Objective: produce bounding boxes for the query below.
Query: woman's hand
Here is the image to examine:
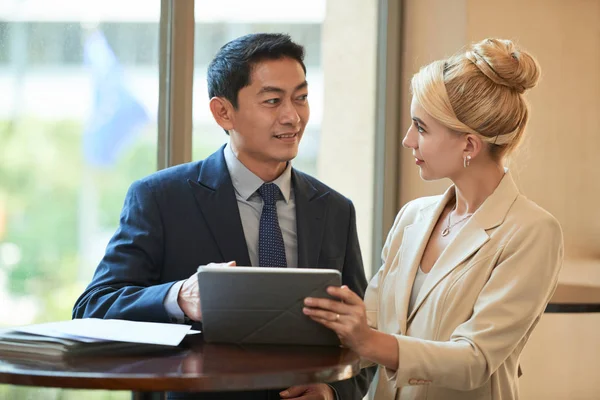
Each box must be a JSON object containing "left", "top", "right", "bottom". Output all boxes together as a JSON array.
[{"left": 303, "top": 285, "right": 374, "bottom": 354}]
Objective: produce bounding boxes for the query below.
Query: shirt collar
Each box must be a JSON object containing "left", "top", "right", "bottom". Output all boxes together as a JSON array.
[{"left": 224, "top": 141, "right": 292, "bottom": 203}]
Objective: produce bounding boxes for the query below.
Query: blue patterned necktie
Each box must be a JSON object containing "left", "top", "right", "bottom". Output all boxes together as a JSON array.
[{"left": 257, "top": 183, "right": 288, "bottom": 268}]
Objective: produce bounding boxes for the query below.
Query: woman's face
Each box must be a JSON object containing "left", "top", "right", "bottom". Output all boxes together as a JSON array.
[{"left": 402, "top": 98, "right": 466, "bottom": 181}]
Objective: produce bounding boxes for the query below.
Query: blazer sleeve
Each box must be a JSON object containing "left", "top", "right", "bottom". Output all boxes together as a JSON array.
[
  {"left": 384, "top": 214, "right": 564, "bottom": 391},
  {"left": 72, "top": 179, "right": 174, "bottom": 323},
  {"left": 329, "top": 200, "right": 376, "bottom": 400}
]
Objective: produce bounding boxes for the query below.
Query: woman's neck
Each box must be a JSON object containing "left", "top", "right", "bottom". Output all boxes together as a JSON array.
[{"left": 451, "top": 161, "right": 505, "bottom": 215}]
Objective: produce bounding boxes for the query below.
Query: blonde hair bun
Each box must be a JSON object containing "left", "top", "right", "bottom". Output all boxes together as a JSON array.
[
  {"left": 410, "top": 38, "right": 542, "bottom": 159},
  {"left": 466, "top": 38, "right": 540, "bottom": 94}
]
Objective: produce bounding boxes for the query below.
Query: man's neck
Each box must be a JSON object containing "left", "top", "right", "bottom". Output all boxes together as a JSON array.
[{"left": 234, "top": 153, "right": 288, "bottom": 182}]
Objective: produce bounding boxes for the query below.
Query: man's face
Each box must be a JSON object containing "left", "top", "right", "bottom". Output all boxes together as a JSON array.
[{"left": 228, "top": 57, "right": 309, "bottom": 174}]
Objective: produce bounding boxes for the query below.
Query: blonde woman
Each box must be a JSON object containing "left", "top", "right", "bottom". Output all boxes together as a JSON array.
[{"left": 301, "top": 39, "right": 563, "bottom": 400}]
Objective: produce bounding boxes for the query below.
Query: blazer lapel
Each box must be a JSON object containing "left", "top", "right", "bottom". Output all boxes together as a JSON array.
[
  {"left": 293, "top": 170, "right": 329, "bottom": 269},
  {"left": 187, "top": 146, "right": 251, "bottom": 267},
  {"left": 394, "top": 222, "right": 429, "bottom": 335},
  {"left": 394, "top": 192, "right": 451, "bottom": 334},
  {"left": 407, "top": 223, "right": 490, "bottom": 322},
  {"left": 407, "top": 171, "right": 521, "bottom": 322}
]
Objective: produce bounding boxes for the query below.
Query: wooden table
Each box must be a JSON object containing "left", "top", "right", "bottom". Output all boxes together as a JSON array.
[{"left": 0, "top": 335, "right": 360, "bottom": 399}]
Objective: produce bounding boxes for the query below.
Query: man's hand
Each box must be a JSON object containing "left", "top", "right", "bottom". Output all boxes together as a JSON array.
[
  {"left": 177, "top": 261, "right": 236, "bottom": 321},
  {"left": 279, "top": 383, "right": 335, "bottom": 400}
]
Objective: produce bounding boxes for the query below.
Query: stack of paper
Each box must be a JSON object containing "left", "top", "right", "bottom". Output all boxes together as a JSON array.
[{"left": 0, "top": 319, "right": 197, "bottom": 359}]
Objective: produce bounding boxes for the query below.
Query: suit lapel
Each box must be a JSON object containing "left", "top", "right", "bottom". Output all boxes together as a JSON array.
[
  {"left": 187, "top": 146, "right": 252, "bottom": 267},
  {"left": 407, "top": 223, "right": 489, "bottom": 323},
  {"left": 293, "top": 170, "right": 329, "bottom": 269},
  {"left": 394, "top": 191, "right": 451, "bottom": 334},
  {"left": 394, "top": 222, "right": 430, "bottom": 335},
  {"left": 406, "top": 171, "right": 521, "bottom": 322}
]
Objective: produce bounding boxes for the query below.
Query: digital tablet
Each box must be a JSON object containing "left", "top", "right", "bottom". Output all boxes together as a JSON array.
[{"left": 196, "top": 266, "right": 342, "bottom": 346}]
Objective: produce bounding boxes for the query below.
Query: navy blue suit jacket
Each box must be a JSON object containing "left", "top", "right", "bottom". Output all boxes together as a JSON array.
[{"left": 73, "top": 146, "right": 374, "bottom": 399}]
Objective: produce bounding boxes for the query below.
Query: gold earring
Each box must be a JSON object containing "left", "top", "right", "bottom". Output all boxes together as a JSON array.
[{"left": 463, "top": 155, "right": 472, "bottom": 168}]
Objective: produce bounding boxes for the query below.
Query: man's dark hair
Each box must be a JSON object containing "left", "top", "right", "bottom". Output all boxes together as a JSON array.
[{"left": 207, "top": 33, "right": 306, "bottom": 109}]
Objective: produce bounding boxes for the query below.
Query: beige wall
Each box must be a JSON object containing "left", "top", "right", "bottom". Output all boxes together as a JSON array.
[
  {"left": 400, "top": 0, "right": 600, "bottom": 398},
  {"left": 399, "top": 0, "right": 600, "bottom": 261},
  {"left": 519, "top": 313, "right": 600, "bottom": 399},
  {"left": 467, "top": 0, "right": 600, "bottom": 261}
]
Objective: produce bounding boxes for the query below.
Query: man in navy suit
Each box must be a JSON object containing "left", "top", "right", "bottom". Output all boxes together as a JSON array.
[{"left": 73, "top": 33, "right": 373, "bottom": 400}]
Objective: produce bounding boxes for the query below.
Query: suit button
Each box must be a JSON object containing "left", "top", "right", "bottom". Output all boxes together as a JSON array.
[
  {"left": 408, "top": 378, "right": 418, "bottom": 385},
  {"left": 418, "top": 380, "right": 427, "bottom": 385}
]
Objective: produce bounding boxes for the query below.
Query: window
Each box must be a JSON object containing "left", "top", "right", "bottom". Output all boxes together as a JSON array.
[{"left": 0, "top": 1, "right": 160, "bottom": 398}]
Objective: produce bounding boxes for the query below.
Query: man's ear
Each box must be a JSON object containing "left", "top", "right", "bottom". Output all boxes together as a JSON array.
[{"left": 209, "top": 97, "right": 235, "bottom": 132}]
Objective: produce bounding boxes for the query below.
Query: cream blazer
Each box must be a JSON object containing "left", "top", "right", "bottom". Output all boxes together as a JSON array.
[{"left": 364, "top": 172, "right": 563, "bottom": 400}]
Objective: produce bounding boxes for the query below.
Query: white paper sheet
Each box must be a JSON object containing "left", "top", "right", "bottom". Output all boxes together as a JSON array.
[{"left": 14, "top": 319, "right": 192, "bottom": 346}]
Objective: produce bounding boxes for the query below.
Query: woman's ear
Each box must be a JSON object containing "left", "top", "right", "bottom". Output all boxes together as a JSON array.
[
  {"left": 463, "top": 133, "right": 484, "bottom": 160},
  {"left": 209, "top": 97, "right": 235, "bottom": 132}
]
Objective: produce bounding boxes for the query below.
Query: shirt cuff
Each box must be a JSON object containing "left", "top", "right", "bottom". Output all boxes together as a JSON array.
[
  {"left": 163, "top": 280, "right": 186, "bottom": 323},
  {"left": 327, "top": 384, "right": 339, "bottom": 400}
]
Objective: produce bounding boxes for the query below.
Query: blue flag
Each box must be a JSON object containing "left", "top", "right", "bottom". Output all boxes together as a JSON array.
[{"left": 82, "top": 31, "right": 149, "bottom": 168}]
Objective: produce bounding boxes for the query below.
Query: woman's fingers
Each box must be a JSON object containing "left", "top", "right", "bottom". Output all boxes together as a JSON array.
[
  {"left": 327, "top": 285, "right": 363, "bottom": 305},
  {"left": 303, "top": 296, "right": 351, "bottom": 314},
  {"left": 303, "top": 307, "right": 344, "bottom": 322},
  {"left": 307, "top": 314, "right": 340, "bottom": 330}
]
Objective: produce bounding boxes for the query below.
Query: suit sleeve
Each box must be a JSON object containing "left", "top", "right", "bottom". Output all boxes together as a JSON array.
[
  {"left": 329, "top": 200, "right": 376, "bottom": 400},
  {"left": 72, "top": 179, "right": 175, "bottom": 322},
  {"left": 384, "top": 215, "right": 564, "bottom": 391}
]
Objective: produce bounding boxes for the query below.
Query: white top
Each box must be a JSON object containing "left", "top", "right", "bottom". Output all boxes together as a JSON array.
[{"left": 408, "top": 266, "right": 428, "bottom": 315}]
